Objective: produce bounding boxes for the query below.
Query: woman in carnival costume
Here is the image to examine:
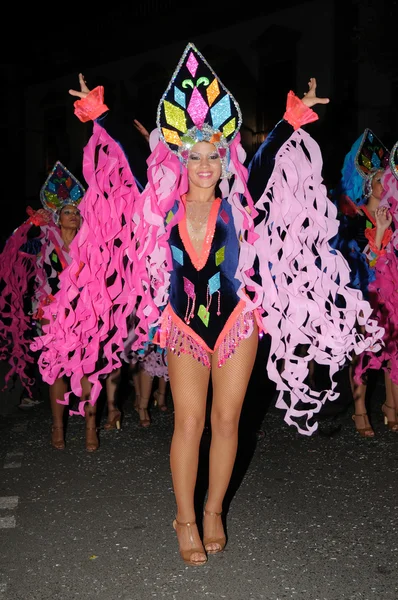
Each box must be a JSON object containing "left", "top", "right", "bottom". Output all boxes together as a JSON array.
[
  {"left": 0, "top": 205, "right": 52, "bottom": 407},
  {"left": 33, "top": 44, "right": 383, "bottom": 564},
  {"left": 35, "top": 162, "right": 110, "bottom": 450},
  {"left": 331, "top": 130, "right": 395, "bottom": 436},
  {"left": 353, "top": 141, "right": 398, "bottom": 432}
]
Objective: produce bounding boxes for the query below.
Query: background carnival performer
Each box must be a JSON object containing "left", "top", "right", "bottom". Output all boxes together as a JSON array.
[
  {"left": 33, "top": 44, "right": 383, "bottom": 564},
  {"left": 0, "top": 206, "right": 51, "bottom": 407},
  {"left": 331, "top": 130, "right": 394, "bottom": 436},
  {"left": 353, "top": 141, "right": 398, "bottom": 431},
  {"left": 35, "top": 162, "right": 100, "bottom": 450}
]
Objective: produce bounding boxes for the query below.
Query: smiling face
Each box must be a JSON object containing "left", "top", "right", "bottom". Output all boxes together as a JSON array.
[
  {"left": 186, "top": 142, "right": 222, "bottom": 193},
  {"left": 58, "top": 204, "right": 81, "bottom": 231}
]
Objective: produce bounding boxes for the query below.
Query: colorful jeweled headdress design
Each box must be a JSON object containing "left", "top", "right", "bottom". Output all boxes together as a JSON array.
[
  {"left": 354, "top": 129, "right": 390, "bottom": 179},
  {"left": 389, "top": 140, "right": 398, "bottom": 181},
  {"left": 40, "top": 161, "right": 85, "bottom": 223},
  {"left": 156, "top": 43, "right": 242, "bottom": 177}
]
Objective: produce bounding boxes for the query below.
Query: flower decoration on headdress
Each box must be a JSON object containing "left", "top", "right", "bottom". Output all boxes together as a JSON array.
[
  {"left": 389, "top": 140, "right": 398, "bottom": 181},
  {"left": 340, "top": 129, "right": 390, "bottom": 207},
  {"left": 156, "top": 43, "right": 242, "bottom": 178},
  {"left": 40, "top": 161, "right": 85, "bottom": 224}
]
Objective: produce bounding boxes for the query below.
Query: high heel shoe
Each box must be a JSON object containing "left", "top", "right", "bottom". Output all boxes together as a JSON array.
[
  {"left": 381, "top": 403, "right": 398, "bottom": 431},
  {"left": 85, "top": 427, "right": 99, "bottom": 452},
  {"left": 172, "top": 519, "right": 207, "bottom": 566},
  {"left": 104, "top": 409, "right": 122, "bottom": 431},
  {"left": 153, "top": 389, "right": 168, "bottom": 413},
  {"left": 51, "top": 425, "right": 65, "bottom": 450},
  {"left": 203, "top": 509, "right": 226, "bottom": 554},
  {"left": 351, "top": 413, "right": 374, "bottom": 438},
  {"left": 137, "top": 403, "right": 150, "bottom": 428}
]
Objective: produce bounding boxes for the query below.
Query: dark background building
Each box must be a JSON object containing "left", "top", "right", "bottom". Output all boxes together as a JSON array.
[{"left": 1, "top": 0, "right": 397, "bottom": 248}]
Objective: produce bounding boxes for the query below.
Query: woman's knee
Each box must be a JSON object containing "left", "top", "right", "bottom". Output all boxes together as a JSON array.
[
  {"left": 211, "top": 410, "right": 240, "bottom": 439},
  {"left": 174, "top": 413, "right": 205, "bottom": 439}
]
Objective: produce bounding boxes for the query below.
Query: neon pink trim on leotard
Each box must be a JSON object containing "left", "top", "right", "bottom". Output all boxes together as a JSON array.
[{"left": 178, "top": 196, "right": 221, "bottom": 271}]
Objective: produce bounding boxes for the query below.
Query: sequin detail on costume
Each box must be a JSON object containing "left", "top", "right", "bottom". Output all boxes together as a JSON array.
[
  {"left": 188, "top": 88, "right": 209, "bottom": 128},
  {"left": 162, "top": 310, "right": 255, "bottom": 368},
  {"left": 183, "top": 277, "right": 196, "bottom": 324},
  {"left": 211, "top": 95, "right": 231, "bottom": 131},
  {"left": 156, "top": 43, "right": 242, "bottom": 156},
  {"left": 198, "top": 305, "right": 210, "bottom": 327},
  {"left": 171, "top": 245, "right": 184, "bottom": 265},
  {"left": 215, "top": 246, "right": 225, "bottom": 266},
  {"left": 40, "top": 161, "right": 85, "bottom": 216},
  {"left": 186, "top": 51, "right": 199, "bottom": 77}
]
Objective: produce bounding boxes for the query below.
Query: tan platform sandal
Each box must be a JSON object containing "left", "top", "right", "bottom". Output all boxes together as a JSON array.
[
  {"left": 51, "top": 425, "right": 65, "bottom": 450},
  {"left": 85, "top": 426, "right": 99, "bottom": 452},
  {"left": 203, "top": 509, "right": 227, "bottom": 554},
  {"left": 172, "top": 519, "right": 207, "bottom": 566},
  {"left": 351, "top": 413, "right": 374, "bottom": 438},
  {"left": 104, "top": 409, "right": 122, "bottom": 431},
  {"left": 153, "top": 389, "right": 168, "bottom": 413}
]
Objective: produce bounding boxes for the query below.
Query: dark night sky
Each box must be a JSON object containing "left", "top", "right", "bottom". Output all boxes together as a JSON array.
[{"left": 1, "top": 0, "right": 397, "bottom": 247}]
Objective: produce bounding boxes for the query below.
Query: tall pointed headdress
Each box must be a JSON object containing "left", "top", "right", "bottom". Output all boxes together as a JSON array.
[
  {"left": 354, "top": 128, "right": 390, "bottom": 179},
  {"left": 40, "top": 161, "right": 85, "bottom": 223},
  {"left": 156, "top": 43, "right": 242, "bottom": 175},
  {"left": 340, "top": 129, "right": 390, "bottom": 207}
]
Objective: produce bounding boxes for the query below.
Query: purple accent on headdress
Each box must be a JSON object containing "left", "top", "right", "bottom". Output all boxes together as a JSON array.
[
  {"left": 208, "top": 272, "right": 220, "bottom": 295},
  {"left": 220, "top": 209, "right": 229, "bottom": 224},
  {"left": 218, "top": 148, "right": 227, "bottom": 158},
  {"left": 210, "top": 95, "right": 231, "bottom": 130},
  {"left": 186, "top": 52, "right": 199, "bottom": 77},
  {"left": 187, "top": 88, "right": 209, "bottom": 128},
  {"left": 174, "top": 87, "right": 186, "bottom": 109},
  {"left": 183, "top": 276, "right": 195, "bottom": 298},
  {"left": 171, "top": 244, "right": 184, "bottom": 265}
]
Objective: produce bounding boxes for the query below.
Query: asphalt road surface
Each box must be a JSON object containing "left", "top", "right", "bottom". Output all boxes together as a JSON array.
[{"left": 0, "top": 356, "right": 397, "bottom": 600}]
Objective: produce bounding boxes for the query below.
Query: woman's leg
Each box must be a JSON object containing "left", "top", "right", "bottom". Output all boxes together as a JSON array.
[
  {"left": 204, "top": 325, "right": 258, "bottom": 551},
  {"left": 137, "top": 366, "right": 153, "bottom": 427},
  {"left": 349, "top": 363, "right": 374, "bottom": 437},
  {"left": 168, "top": 349, "right": 211, "bottom": 563},
  {"left": 50, "top": 377, "right": 68, "bottom": 449},
  {"left": 154, "top": 375, "right": 168, "bottom": 412},
  {"left": 104, "top": 368, "right": 122, "bottom": 430},
  {"left": 382, "top": 369, "right": 398, "bottom": 431},
  {"left": 81, "top": 376, "right": 99, "bottom": 452}
]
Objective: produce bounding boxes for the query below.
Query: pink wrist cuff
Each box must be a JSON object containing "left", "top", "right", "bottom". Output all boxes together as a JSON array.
[
  {"left": 73, "top": 86, "right": 109, "bottom": 123},
  {"left": 283, "top": 91, "right": 318, "bottom": 130}
]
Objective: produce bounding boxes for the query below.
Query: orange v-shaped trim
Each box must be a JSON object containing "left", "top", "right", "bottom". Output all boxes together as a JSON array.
[
  {"left": 361, "top": 205, "right": 376, "bottom": 226},
  {"left": 178, "top": 196, "right": 222, "bottom": 271}
]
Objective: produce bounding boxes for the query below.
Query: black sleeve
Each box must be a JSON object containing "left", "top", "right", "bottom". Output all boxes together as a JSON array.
[
  {"left": 247, "top": 119, "right": 294, "bottom": 205},
  {"left": 19, "top": 225, "right": 42, "bottom": 255},
  {"left": 96, "top": 110, "right": 150, "bottom": 191}
]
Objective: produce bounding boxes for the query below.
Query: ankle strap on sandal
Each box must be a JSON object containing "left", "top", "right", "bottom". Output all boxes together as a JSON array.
[
  {"left": 174, "top": 518, "right": 196, "bottom": 527},
  {"left": 203, "top": 509, "right": 222, "bottom": 517}
]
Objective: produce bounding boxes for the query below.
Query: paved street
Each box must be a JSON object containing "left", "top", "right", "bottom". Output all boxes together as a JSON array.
[{"left": 0, "top": 355, "right": 397, "bottom": 600}]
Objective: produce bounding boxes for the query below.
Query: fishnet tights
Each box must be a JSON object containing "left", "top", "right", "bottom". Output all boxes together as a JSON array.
[{"left": 168, "top": 324, "right": 258, "bottom": 525}]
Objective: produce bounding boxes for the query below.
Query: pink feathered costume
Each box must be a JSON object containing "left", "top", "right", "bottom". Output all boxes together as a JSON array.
[
  {"left": 32, "top": 44, "right": 383, "bottom": 435},
  {"left": 355, "top": 162, "right": 398, "bottom": 384}
]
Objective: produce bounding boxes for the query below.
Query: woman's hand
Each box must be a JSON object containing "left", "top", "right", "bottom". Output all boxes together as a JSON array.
[
  {"left": 375, "top": 205, "right": 392, "bottom": 232},
  {"left": 133, "top": 119, "right": 150, "bottom": 143},
  {"left": 301, "top": 78, "right": 330, "bottom": 108},
  {"left": 69, "top": 73, "right": 91, "bottom": 100}
]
